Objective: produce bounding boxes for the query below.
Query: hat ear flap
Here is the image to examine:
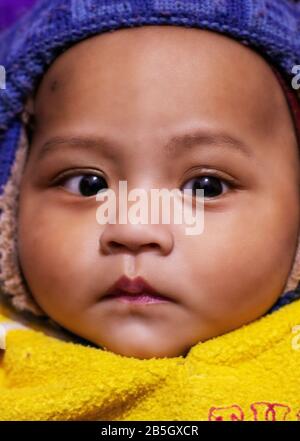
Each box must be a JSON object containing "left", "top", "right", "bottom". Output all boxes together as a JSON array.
[{"left": 0, "top": 121, "right": 46, "bottom": 317}]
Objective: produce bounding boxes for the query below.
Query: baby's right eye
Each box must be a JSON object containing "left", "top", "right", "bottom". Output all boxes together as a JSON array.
[{"left": 59, "top": 174, "right": 108, "bottom": 197}]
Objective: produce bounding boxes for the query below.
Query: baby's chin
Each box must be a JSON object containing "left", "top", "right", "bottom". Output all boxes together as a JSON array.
[
  {"left": 73, "top": 324, "right": 194, "bottom": 359},
  {"left": 94, "top": 339, "right": 192, "bottom": 359}
]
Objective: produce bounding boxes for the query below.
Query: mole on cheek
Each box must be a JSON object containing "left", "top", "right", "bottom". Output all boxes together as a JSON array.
[{"left": 49, "top": 79, "right": 59, "bottom": 93}]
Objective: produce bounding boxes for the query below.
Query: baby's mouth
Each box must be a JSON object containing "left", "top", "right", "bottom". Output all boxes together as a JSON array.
[{"left": 102, "top": 275, "right": 172, "bottom": 304}]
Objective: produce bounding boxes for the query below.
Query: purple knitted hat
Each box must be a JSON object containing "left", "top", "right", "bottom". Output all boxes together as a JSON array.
[{"left": 0, "top": 0, "right": 300, "bottom": 318}]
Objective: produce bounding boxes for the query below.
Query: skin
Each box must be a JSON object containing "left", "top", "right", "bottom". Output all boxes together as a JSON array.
[{"left": 17, "top": 26, "right": 300, "bottom": 359}]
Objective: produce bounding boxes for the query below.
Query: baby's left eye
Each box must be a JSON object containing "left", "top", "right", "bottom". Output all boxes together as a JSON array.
[
  {"left": 181, "top": 175, "right": 231, "bottom": 199},
  {"left": 60, "top": 174, "right": 108, "bottom": 197}
]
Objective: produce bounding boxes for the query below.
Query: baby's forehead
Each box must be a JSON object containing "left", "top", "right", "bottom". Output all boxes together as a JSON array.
[{"left": 31, "top": 27, "right": 295, "bottom": 156}]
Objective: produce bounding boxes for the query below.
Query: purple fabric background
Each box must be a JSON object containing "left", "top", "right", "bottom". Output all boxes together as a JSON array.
[{"left": 0, "top": 0, "right": 38, "bottom": 32}]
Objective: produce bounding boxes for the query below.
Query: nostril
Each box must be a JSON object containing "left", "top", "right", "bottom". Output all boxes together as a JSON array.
[
  {"left": 107, "top": 241, "right": 159, "bottom": 253},
  {"left": 109, "top": 241, "right": 124, "bottom": 250}
]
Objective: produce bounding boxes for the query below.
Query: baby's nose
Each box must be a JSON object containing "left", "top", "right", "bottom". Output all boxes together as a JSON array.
[{"left": 99, "top": 222, "right": 174, "bottom": 256}]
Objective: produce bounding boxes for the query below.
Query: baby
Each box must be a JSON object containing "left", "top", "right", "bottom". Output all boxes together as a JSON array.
[{"left": 0, "top": 0, "right": 300, "bottom": 363}]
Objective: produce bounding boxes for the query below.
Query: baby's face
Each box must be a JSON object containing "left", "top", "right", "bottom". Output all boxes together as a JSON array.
[{"left": 17, "top": 26, "right": 300, "bottom": 359}]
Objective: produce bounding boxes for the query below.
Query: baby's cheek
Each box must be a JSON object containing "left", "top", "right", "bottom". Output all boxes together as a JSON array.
[
  {"left": 17, "top": 201, "right": 101, "bottom": 311},
  {"left": 179, "top": 200, "right": 292, "bottom": 320}
]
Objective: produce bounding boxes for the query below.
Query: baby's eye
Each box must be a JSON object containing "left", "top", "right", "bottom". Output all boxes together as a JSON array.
[
  {"left": 181, "top": 175, "right": 231, "bottom": 199},
  {"left": 60, "top": 174, "right": 108, "bottom": 197}
]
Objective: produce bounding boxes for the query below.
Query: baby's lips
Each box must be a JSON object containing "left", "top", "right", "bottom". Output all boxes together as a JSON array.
[{"left": 103, "top": 274, "right": 173, "bottom": 301}]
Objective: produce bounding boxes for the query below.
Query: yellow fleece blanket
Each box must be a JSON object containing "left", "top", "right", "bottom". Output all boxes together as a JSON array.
[{"left": 0, "top": 298, "right": 299, "bottom": 421}]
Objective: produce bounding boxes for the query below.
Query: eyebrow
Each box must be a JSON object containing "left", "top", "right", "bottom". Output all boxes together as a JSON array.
[{"left": 36, "top": 129, "right": 253, "bottom": 161}]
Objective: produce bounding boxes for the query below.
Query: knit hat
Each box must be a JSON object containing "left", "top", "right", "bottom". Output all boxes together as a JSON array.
[{"left": 0, "top": 0, "right": 300, "bottom": 319}]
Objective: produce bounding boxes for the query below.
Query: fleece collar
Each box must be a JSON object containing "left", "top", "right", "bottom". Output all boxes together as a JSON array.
[{"left": 0, "top": 297, "right": 299, "bottom": 420}]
